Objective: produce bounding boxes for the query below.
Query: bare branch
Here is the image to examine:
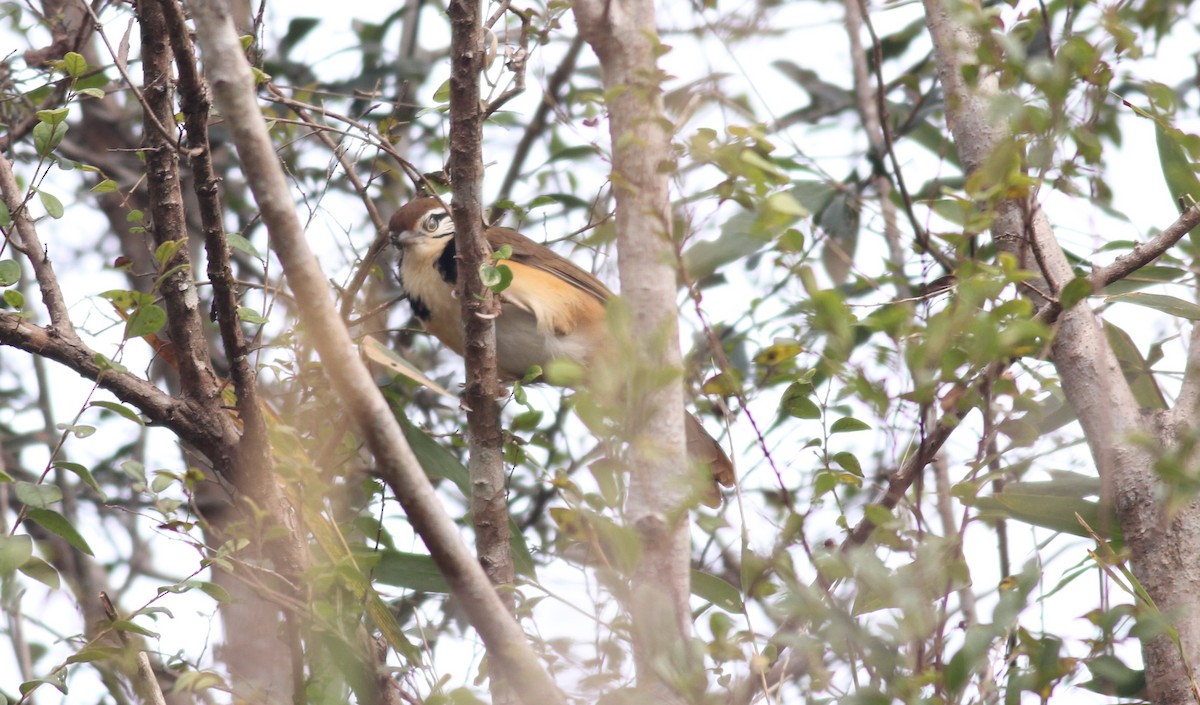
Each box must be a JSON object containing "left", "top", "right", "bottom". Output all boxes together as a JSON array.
[
  {"left": 1089, "top": 205, "right": 1200, "bottom": 291},
  {"left": 845, "top": 0, "right": 915, "bottom": 292},
  {"left": 492, "top": 34, "right": 585, "bottom": 221},
  {"left": 0, "top": 154, "right": 79, "bottom": 338},
  {"left": 80, "top": 0, "right": 185, "bottom": 152},
  {"left": 0, "top": 314, "right": 231, "bottom": 451},
  {"left": 260, "top": 83, "right": 390, "bottom": 321}
]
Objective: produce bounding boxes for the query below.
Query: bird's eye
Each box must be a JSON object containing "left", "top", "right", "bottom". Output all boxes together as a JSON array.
[{"left": 423, "top": 211, "right": 448, "bottom": 233}]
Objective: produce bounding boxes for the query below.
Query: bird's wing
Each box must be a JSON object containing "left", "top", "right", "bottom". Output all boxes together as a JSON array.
[{"left": 486, "top": 227, "right": 610, "bottom": 336}]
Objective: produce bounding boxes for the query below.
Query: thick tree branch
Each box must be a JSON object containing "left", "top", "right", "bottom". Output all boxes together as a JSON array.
[
  {"left": 158, "top": 5, "right": 306, "bottom": 695},
  {"left": 0, "top": 314, "right": 229, "bottom": 450},
  {"left": 185, "top": 4, "right": 562, "bottom": 702},
  {"left": 160, "top": 0, "right": 267, "bottom": 439},
  {"left": 574, "top": 0, "right": 698, "bottom": 699},
  {"left": 447, "top": 0, "right": 515, "bottom": 701},
  {"left": 137, "top": 0, "right": 223, "bottom": 403}
]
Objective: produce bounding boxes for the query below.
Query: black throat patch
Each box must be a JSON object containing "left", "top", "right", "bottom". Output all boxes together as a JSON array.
[
  {"left": 409, "top": 295, "right": 431, "bottom": 322},
  {"left": 435, "top": 237, "right": 458, "bottom": 284}
]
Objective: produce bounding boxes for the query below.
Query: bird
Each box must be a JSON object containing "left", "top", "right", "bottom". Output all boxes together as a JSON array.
[{"left": 389, "top": 196, "right": 735, "bottom": 504}]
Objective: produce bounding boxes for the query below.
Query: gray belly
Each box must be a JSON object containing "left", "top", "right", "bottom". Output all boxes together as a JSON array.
[{"left": 495, "top": 307, "right": 592, "bottom": 380}]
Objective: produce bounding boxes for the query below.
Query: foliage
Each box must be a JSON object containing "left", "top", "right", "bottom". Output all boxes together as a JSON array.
[{"left": 0, "top": 0, "right": 1198, "bottom": 703}]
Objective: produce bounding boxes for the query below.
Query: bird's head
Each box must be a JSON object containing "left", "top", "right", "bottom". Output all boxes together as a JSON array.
[{"left": 389, "top": 197, "right": 455, "bottom": 258}]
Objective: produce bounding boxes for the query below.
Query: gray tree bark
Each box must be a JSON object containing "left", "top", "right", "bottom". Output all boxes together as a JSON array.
[{"left": 572, "top": 0, "right": 701, "bottom": 701}]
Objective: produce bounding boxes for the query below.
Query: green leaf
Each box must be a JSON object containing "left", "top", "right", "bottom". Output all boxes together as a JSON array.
[
  {"left": 363, "top": 336, "right": 455, "bottom": 398},
  {"left": 508, "top": 520, "right": 536, "bottom": 578},
  {"left": 53, "top": 461, "right": 106, "bottom": 500},
  {"left": 121, "top": 460, "right": 146, "bottom": 482},
  {"left": 37, "top": 188, "right": 65, "bottom": 218},
  {"left": 173, "top": 670, "right": 227, "bottom": 694},
  {"left": 819, "top": 191, "right": 861, "bottom": 286},
  {"left": 279, "top": 17, "right": 321, "bottom": 57},
  {"left": 90, "top": 179, "right": 118, "bottom": 193},
  {"left": 94, "top": 353, "right": 128, "bottom": 373},
  {"left": 398, "top": 415, "right": 470, "bottom": 497},
  {"left": 99, "top": 288, "right": 149, "bottom": 310},
  {"left": 155, "top": 238, "right": 186, "bottom": 266},
  {"left": 58, "top": 423, "right": 96, "bottom": 438},
  {"left": 780, "top": 381, "right": 820, "bottom": 419},
  {"left": 432, "top": 78, "right": 451, "bottom": 103},
  {"left": 20, "top": 668, "right": 67, "bottom": 696},
  {"left": 1155, "top": 121, "right": 1200, "bottom": 213},
  {"left": 0, "top": 535, "right": 34, "bottom": 574},
  {"left": 192, "top": 580, "right": 233, "bottom": 604},
  {"left": 33, "top": 121, "right": 69, "bottom": 157},
  {"left": 150, "top": 473, "right": 174, "bottom": 493},
  {"left": 394, "top": 415, "right": 535, "bottom": 578},
  {"left": 1106, "top": 292, "right": 1200, "bottom": 320},
  {"left": 1099, "top": 265, "right": 1186, "bottom": 295},
  {"left": 691, "top": 569, "right": 744, "bottom": 612},
  {"left": 25, "top": 508, "right": 94, "bottom": 556},
  {"left": 111, "top": 619, "right": 159, "bottom": 638},
  {"left": 830, "top": 417, "right": 870, "bottom": 433},
  {"left": 14, "top": 481, "right": 62, "bottom": 509},
  {"left": 75, "top": 71, "right": 110, "bottom": 91},
  {"left": 77, "top": 87, "right": 107, "bottom": 99},
  {"left": 19, "top": 556, "right": 61, "bottom": 589},
  {"left": 90, "top": 400, "right": 147, "bottom": 426},
  {"left": 1104, "top": 321, "right": 1168, "bottom": 410},
  {"left": 547, "top": 145, "right": 598, "bottom": 163},
  {"left": 36, "top": 107, "right": 69, "bottom": 125},
  {"left": 65, "top": 645, "right": 125, "bottom": 665},
  {"left": 832, "top": 451, "right": 862, "bottom": 477},
  {"left": 151, "top": 263, "right": 191, "bottom": 293},
  {"left": 126, "top": 304, "right": 167, "bottom": 338},
  {"left": 0, "top": 259, "right": 19, "bottom": 286},
  {"left": 373, "top": 550, "right": 450, "bottom": 592},
  {"left": 479, "top": 262, "right": 512, "bottom": 293},
  {"left": 226, "top": 232, "right": 263, "bottom": 259},
  {"left": 62, "top": 51, "right": 87, "bottom": 77},
  {"left": 0, "top": 201, "right": 10, "bottom": 227},
  {"left": 1059, "top": 276, "right": 1093, "bottom": 309},
  {"left": 3, "top": 289, "right": 23, "bottom": 309},
  {"left": 237, "top": 306, "right": 268, "bottom": 324},
  {"left": 974, "top": 492, "right": 1118, "bottom": 540}
]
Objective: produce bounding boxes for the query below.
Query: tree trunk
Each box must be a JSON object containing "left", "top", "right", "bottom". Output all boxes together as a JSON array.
[{"left": 572, "top": 0, "right": 700, "bottom": 700}]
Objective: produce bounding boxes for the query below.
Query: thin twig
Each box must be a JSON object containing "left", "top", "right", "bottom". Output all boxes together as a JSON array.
[{"left": 79, "top": 0, "right": 186, "bottom": 153}]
